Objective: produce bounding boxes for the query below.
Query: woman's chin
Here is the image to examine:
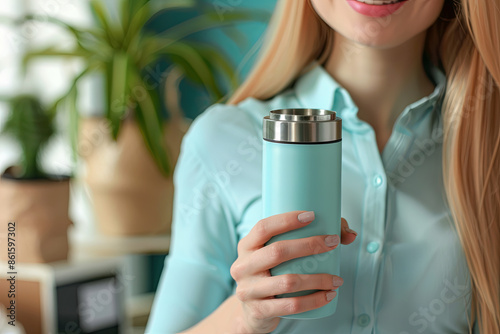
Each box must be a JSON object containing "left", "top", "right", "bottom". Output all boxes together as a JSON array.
[{"left": 337, "top": 27, "right": 420, "bottom": 50}]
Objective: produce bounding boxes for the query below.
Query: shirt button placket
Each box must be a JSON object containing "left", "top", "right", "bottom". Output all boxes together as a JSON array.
[
  {"left": 366, "top": 174, "right": 385, "bottom": 255},
  {"left": 352, "top": 132, "right": 388, "bottom": 333}
]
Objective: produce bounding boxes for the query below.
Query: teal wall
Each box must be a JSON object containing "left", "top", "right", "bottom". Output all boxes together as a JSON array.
[{"left": 208, "top": 0, "right": 278, "bottom": 79}]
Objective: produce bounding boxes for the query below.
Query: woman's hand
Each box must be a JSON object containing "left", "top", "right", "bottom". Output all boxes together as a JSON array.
[{"left": 230, "top": 211, "right": 357, "bottom": 333}]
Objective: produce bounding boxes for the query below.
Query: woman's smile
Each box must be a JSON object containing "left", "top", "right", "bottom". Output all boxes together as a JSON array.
[
  {"left": 351, "top": 0, "right": 406, "bottom": 3},
  {"left": 347, "top": 0, "right": 409, "bottom": 18}
]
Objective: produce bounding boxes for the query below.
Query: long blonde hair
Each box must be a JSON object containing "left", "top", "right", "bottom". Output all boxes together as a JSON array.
[{"left": 229, "top": 0, "right": 500, "bottom": 332}]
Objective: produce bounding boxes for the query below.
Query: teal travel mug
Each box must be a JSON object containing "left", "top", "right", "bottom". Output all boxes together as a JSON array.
[{"left": 262, "top": 109, "right": 342, "bottom": 319}]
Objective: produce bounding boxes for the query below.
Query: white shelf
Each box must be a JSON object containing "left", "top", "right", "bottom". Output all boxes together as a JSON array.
[{"left": 69, "top": 226, "right": 170, "bottom": 260}]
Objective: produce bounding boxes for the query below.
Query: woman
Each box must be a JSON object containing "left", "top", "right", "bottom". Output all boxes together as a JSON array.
[{"left": 147, "top": 0, "right": 500, "bottom": 333}]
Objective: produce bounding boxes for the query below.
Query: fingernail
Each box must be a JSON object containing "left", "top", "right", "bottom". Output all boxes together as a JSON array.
[
  {"left": 346, "top": 228, "right": 358, "bottom": 236},
  {"left": 298, "top": 211, "right": 315, "bottom": 223},
  {"left": 326, "top": 291, "right": 337, "bottom": 302},
  {"left": 333, "top": 277, "right": 344, "bottom": 287},
  {"left": 324, "top": 235, "right": 340, "bottom": 247}
]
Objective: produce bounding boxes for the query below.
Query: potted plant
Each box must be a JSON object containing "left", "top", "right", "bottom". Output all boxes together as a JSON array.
[
  {"left": 0, "top": 95, "right": 72, "bottom": 263},
  {"left": 22, "top": 0, "right": 266, "bottom": 235}
]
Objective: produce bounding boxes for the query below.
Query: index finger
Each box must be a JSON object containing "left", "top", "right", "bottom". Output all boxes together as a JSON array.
[
  {"left": 340, "top": 218, "right": 357, "bottom": 245},
  {"left": 239, "top": 211, "right": 315, "bottom": 253}
]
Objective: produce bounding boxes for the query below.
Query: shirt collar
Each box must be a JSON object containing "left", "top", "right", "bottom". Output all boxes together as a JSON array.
[
  {"left": 294, "top": 62, "right": 446, "bottom": 131},
  {"left": 294, "top": 63, "right": 350, "bottom": 111}
]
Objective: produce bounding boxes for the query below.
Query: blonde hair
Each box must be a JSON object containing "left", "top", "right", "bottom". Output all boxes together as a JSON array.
[{"left": 229, "top": 0, "right": 500, "bottom": 332}]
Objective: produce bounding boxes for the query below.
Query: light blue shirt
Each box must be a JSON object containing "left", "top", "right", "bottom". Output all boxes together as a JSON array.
[{"left": 147, "top": 64, "right": 477, "bottom": 334}]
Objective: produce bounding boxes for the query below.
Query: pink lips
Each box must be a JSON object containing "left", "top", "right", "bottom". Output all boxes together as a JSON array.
[{"left": 347, "top": 0, "right": 407, "bottom": 18}]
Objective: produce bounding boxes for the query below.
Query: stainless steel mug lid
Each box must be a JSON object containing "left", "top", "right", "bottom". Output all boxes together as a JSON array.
[{"left": 263, "top": 108, "right": 342, "bottom": 143}]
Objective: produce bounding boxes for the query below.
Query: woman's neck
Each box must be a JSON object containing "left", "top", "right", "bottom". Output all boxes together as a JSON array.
[{"left": 324, "top": 31, "right": 435, "bottom": 152}]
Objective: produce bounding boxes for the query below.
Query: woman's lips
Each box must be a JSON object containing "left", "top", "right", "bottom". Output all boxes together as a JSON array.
[{"left": 346, "top": 0, "right": 408, "bottom": 18}]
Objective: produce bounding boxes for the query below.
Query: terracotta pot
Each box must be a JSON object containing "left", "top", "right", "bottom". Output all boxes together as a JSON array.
[
  {"left": 0, "top": 168, "right": 71, "bottom": 263},
  {"left": 79, "top": 116, "right": 187, "bottom": 236}
]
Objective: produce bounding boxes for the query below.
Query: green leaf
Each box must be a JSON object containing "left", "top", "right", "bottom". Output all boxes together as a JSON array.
[
  {"left": 47, "top": 64, "right": 100, "bottom": 162},
  {"left": 20, "top": 14, "right": 111, "bottom": 59},
  {"left": 194, "top": 43, "right": 240, "bottom": 91},
  {"left": 23, "top": 14, "right": 106, "bottom": 48},
  {"left": 128, "top": 65, "right": 170, "bottom": 176},
  {"left": 123, "top": 0, "right": 198, "bottom": 50},
  {"left": 76, "top": 31, "right": 113, "bottom": 58},
  {"left": 149, "top": 0, "right": 196, "bottom": 12},
  {"left": 131, "top": 34, "right": 157, "bottom": 67},
  {"left": 155, "top": 42, "right": 223, "bottom": 99},
  {"left": 23, "top": 47, "right": 88, "bottom": 69},
  {"left": 107, "top": 52, "right": 130, "bottom": 139},
  {"left": 141, "top": 38, "right": 232, "bottom": 99},
  {"left": 67, "top": 86, "right": 79, "bottom": 164},
  {"left": 89, "top": 0, "right": 122, "bottom": 48},
  {"left": 123, "top": 2, "right": 153, "bottom": 49},
  {"left": 157, "top": 9, "right": 270, "bottom": 42},
  {"left": 121, "top": 0, "right": 149, "bottom": 34},
  {"left": 219, "top": 27, "right": 248, "bottom": 50},
  {"left": 48, "top": 64, "right": 96, "bottom": 117}
]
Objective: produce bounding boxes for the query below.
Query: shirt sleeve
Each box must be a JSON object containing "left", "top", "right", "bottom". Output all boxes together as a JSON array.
[{"left": 146, "top": 112, "right": 239, "bottom": 334}]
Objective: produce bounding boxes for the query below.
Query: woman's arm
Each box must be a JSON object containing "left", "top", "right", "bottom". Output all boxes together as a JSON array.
[{"left": 146, "top": 111, "right": 240, "bottom": 333}]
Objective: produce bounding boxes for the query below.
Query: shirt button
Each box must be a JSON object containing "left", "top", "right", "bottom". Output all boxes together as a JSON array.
[
  {"left": 357, "top": 313, "right": 371, "bottom": 327},
  {"left": 366, "top": 241, "right": 380, "bottom": 253},
  {"left": 373, "top": 174, "right": 383, "bottom": 187}
]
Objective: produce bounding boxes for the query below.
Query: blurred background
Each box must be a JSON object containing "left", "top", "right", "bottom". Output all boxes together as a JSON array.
[{"left": 0, "top": 0, "right": 275, "bottom": 333}]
